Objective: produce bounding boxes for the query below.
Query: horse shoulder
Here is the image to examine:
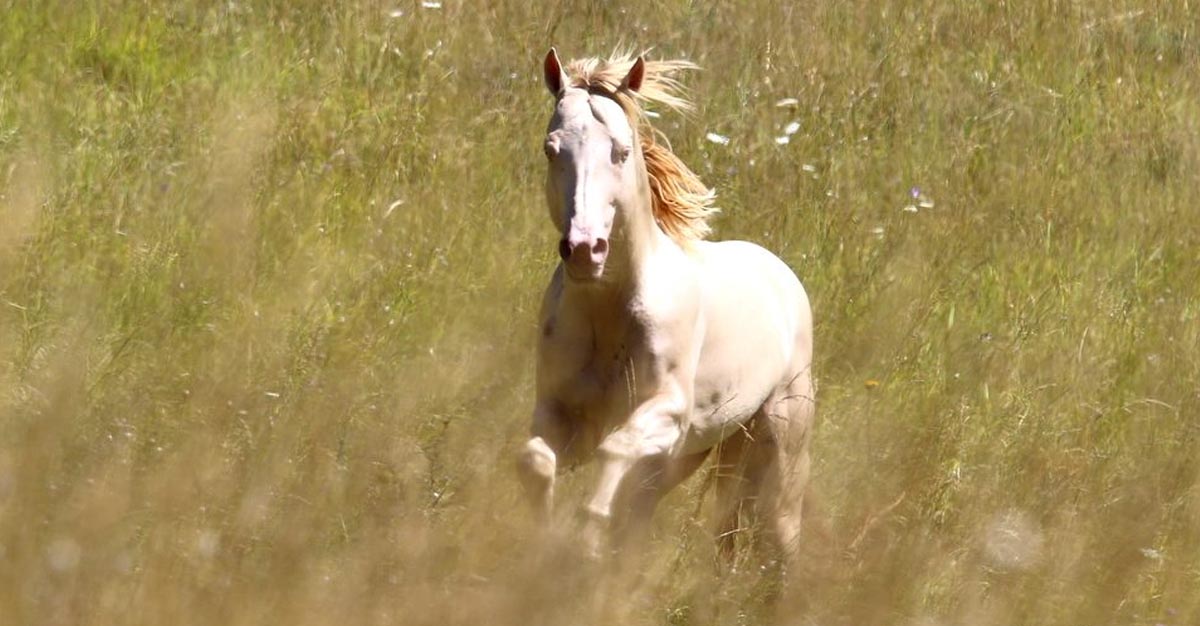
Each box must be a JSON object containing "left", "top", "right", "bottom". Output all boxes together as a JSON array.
[{"left": 624, "top": 248, "right": 706, "bottom": 402}]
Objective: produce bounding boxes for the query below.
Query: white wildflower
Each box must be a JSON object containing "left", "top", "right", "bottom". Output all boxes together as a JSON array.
[{"left": 705, "top": 132, "right": 730, "bottom": 145}]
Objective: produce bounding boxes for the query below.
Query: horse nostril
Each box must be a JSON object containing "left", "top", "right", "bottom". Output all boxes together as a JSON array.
[
  {"left": 593, "top": 238, "right": 608, "bottom": 256},
  {"left": 558, "top": 239, "right": 572, "bottom": 261}
]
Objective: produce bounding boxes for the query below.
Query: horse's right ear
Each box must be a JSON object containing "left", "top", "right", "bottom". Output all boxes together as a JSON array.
[{"left": 543, "top": 48, "right": 569, "bottom": 97}]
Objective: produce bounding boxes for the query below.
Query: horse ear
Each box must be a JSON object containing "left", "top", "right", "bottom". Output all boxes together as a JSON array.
[
  {"left": 620, "top": 56, "right": 646, "bottom": 93},
  {"left": 543, "top": 48, "right": 569, "bottom": 96}
]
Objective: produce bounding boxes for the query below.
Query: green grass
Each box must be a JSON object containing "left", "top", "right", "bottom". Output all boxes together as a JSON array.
[{"left": 1, "top": 1, "right": 1197, "bottom": 624}]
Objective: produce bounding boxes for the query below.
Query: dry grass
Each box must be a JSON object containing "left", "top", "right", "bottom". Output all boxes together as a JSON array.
[{"left": 1, "top": 1, "right": 1198, "bottom": 624}]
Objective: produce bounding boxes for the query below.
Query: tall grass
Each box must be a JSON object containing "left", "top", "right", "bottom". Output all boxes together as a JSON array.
[{"left": 1, "top": 1, "right": 1197, "bottom": 624}]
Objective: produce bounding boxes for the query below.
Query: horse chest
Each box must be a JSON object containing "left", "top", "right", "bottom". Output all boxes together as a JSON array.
[{"left": 539, "top": 315, "right": 652, "bottom": 421}]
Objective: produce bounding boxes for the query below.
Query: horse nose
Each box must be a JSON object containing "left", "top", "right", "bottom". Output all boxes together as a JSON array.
[{"left": 560, "top": 236, "right": 609, "bottom": 266}]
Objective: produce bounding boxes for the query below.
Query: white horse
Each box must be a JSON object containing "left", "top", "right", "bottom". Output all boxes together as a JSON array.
[{"left": 516, "top": 49, "right": 815, "bottom": 564}]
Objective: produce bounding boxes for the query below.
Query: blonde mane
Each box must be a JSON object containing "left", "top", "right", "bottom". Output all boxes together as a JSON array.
[{"left": 564, "top": 52, "right": 718, "bottom": 244}]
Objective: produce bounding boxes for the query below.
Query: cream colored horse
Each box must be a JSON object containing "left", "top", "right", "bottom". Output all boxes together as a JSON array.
[{"left": 516, "top": 49, "right": 815, "bottom": 564}]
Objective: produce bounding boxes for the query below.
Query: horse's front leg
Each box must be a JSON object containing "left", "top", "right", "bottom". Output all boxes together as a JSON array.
[
  {"left": 581, "top": 393, "right": 686, "bottom": 559},
  {"left": 516, "top": 405, "right": 572, "bottom": 525},
  {"left": 517, "top": 436, "right": 556, "bottom": 524}
]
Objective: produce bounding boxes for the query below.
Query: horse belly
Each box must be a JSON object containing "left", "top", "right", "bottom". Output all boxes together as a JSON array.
[{"left": 682, "top": 335, "right": 790, "bottom": 453}]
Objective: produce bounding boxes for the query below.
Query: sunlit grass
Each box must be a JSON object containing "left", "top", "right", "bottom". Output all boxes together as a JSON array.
[{"left": 1, "top": 1, "right": 1197, "bottom": 624}]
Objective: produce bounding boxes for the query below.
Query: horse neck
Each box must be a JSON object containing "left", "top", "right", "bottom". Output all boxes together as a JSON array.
[{"left": 617, "top": 164, "right": 662, "bottom": 274}]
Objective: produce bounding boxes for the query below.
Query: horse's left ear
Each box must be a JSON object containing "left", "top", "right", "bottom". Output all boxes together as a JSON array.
[{"left": 620, "top": 56, "right": 646, "bottom": 93}]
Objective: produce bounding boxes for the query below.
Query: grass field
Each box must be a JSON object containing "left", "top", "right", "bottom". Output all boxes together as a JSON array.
[{"left": 1, "top": 1, "right": 1198, "bottom": 624}]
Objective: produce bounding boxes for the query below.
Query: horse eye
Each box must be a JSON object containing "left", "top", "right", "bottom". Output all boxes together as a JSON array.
[
  {"left": 544, "top": 140, "right": 559, "bottom": 160},
  {"left": 613, "top": 144, "right": 631, "bottom": 164}
]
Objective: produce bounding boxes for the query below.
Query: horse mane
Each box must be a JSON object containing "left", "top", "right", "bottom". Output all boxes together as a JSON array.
[{"left": 564, "top": 52, "right": 718, "bottom": 244}]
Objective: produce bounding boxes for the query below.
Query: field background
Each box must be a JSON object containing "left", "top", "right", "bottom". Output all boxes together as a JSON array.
[{"left": 1, "top": 1, "right": 1198, "bottom": 624}]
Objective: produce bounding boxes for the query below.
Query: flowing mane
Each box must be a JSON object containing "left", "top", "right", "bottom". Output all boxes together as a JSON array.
[{"left": 564, "top": 52, "right": 718, "bottom": 244}]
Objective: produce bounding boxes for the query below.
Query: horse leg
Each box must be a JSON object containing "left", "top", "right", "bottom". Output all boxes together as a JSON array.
[
  {"left": 516, "top": 405, "right": 574, "bottom": 525},
  {"left": 756, "top": 370, "right": 816, "bottom": 568},
  {"left": 612, "top": 449, "right": 709, "bottom": 548},
  {"left": 580, "top": 408, "right": 682, "bottom": 559},
  {"left": 516, "top": 436, "right": 556, "bottom": 524},
  {"left": 712, "top": 423, "right": 754, "bottom": 565}
]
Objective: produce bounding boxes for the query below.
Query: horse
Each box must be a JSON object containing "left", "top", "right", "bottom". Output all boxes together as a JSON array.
[{"left": 516, "top": 49, "right": 815, "bottom": 566}]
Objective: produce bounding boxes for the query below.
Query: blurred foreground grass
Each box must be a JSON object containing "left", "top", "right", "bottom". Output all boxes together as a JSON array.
[{"left": 1, "top": 1, "right": 1198, "bottom": 624}]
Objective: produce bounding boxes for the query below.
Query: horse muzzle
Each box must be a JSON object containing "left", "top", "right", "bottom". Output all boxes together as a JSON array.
[{"left": 559, "top": 235, "right": 609, "bottom": 280}]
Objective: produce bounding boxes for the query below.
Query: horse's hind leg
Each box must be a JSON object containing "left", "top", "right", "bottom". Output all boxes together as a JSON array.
[
  {"left": 756, "top": 370, "right": 816, "bottom": 566},
  {"left": 712, "top": 422, "right": 757, "bottom": 565}
]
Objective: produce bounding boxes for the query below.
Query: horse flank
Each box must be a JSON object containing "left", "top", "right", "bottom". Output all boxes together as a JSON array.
[{"left": 564, "top": 53, "right": 718, "bottom": 244}]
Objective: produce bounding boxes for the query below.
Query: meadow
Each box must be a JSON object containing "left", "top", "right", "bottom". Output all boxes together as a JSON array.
[{"left": 1, "top": 1, "right": 1197, "bottom": 624}]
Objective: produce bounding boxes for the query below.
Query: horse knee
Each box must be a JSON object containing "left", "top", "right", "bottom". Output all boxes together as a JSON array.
[
  {"left": 517, "top": 437, "right": 555, "bottom": 483},
  {"left": 516, "top": 437, "right": 556, "bottom": 516}
]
